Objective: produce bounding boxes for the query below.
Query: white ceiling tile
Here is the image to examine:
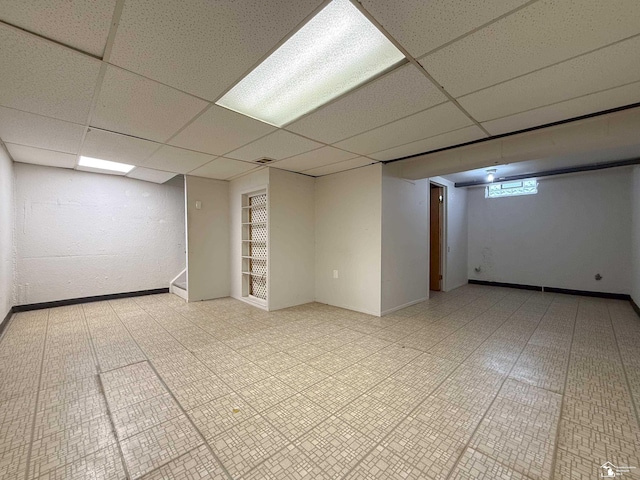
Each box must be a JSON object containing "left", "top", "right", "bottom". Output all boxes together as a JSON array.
[
  {"left": 143, "top": 145, "right": 214, "bottom": 174},
  {"left": 0, "top": 107, "right": 85, "bottom": 153},
  {"left": 459, "top": 36, "right": 640, "bottom": 123},
  {"left": 127, "top": 167, "right": 178, "bottom": 184},
  {"left": 81, "top": 128, "right": 159, "bottom": 166},
  {"left": 0, "top": 1, "right": 116, "bottom": 57},
  {"left": 422, "top": 0, "right": 640, "bottom": 96},
  {"left": 226, "top": 130, "right": 322, "bottom": 162},
  {"left": 271, "top": 146, "right": 358, "bottom": 172},
  {"left": 369, "top": 126, "right": 487, "bottom": 161},
  {"left": 0, "top": 25, "right": 102, "bottom": 123},
  {"left": 482, "top": 82, "right": 640, "bottom": 136},
  {"left": 169, "top": 105, "right": 276, "bottom": 155},
  {"left": 286, "top": 64, "right": 447, "bottom": 144},
  {"left": 361, "top": 0, "right": 527, "bottom": 58},
  {"left": 188, "top": 157, "right": 261, "bottom": 180},
  {"left": 6, "top": 143, "right": 77, "bottom": 169},
  {"left": 109, "top": 0, "right": 324, "bottom": 100},
  {"left": 304, "top": 157, "right": 377, "bottom": 176},
  {"left": 92, "top": 66, "right": 208, "bottom": 143},
  {"left": 334, "top": 102, "right": 472, "bottom": 155}
]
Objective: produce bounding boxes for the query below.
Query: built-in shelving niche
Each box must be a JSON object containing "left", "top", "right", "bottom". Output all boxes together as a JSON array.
[{"left": 241, "top": 189, "right": 268, "bottom": 308}]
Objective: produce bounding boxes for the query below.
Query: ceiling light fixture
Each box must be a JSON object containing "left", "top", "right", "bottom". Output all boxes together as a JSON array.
[
  {"left": 486, "top": 169, "right": 497, "bottom": 182},
  {"left": 78, "top": 156, "right": 135, "bottom": 174},
  {"left": 215, "top": 0, "right": 405, "bottom": 127}
]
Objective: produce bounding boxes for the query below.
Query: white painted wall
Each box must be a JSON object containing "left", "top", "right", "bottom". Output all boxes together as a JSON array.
[
  {"left": 229, "top": 168, "right": 269, "bottom": 303},
  {"left": 632, "top": 166, "right": 640, "bottom": 305},
  {"left": 381, "top": 164, "right": 429, "bottom": 314},
  {"left": 185, "top": 175, "right": 229, "bottom": 302},
  {"left": 14, "top": 163, "right": 186, "bottom": 304},
  {"left": 315, "top": 164, "right": 382, "bottom": 316},
  {"left": 468, "top": 168, "right": 632, "bottom": 294},
  {"left": 431, "top": 176, "right": 468, "bottom": 291},
  {"left": 0, "top": 146, "right": 14, "bottom": 320},
  {"left": 269, "top": 168, "right": 315, "bottom": 310}
]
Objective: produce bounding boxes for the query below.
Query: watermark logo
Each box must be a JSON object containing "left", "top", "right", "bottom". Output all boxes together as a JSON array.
[{"left": 600, "top": 462, "right": 636, "bottom": 478}]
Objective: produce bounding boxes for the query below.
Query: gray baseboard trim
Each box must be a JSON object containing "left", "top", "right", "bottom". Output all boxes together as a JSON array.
[{"left": 12, "top": 288, "right": 170, "bottom": 312}]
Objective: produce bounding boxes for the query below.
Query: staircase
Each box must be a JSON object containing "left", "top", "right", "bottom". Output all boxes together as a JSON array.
[{"left": 170, "top": 269, "right": 187, "bottom": 301}]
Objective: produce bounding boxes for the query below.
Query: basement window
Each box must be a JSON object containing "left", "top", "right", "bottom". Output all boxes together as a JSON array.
[{"left": 485, "top": 179, "right": 538, "bottom": 199}]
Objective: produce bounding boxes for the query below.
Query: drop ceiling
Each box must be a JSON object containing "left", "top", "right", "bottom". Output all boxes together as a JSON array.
[
  {"left": 441, "top": 143, "right": 640, "bottom": 185},
  {"left": 0, "top": 0, "right": 639, "bottom": 184}
]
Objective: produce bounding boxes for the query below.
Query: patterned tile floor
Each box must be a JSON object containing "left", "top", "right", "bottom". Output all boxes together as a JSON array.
[{"left": 1, "top": 285, "right": 639, "bottom": 479}]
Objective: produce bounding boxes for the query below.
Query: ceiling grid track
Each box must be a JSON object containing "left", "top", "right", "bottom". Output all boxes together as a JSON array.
[{"left": 350, "top": 0, "right": 491, "bottom": 136}]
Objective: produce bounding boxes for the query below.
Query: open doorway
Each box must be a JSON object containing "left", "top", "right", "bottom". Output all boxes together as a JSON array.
[{"left": 430, "top": 183, "right": 444, "bottom": 291}]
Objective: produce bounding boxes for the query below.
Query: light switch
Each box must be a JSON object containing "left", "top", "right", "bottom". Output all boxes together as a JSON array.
[
  {"left": 333, "top": 270, "right": 339, "bottom": 279},
  {"left": 195, "top": 201, "right": 202, "bottom": 210}
]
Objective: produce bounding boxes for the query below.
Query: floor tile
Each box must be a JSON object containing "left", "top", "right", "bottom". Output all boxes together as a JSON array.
[
  {"left": 238, "top": 376, "right": 297, "bottom": 412},
  {"left": 295, "top": 416, "right": 376, "bottom": 480},
  {"left": 301, "top": 377, "right": 363, "bottom": 413},
  {"left": 253, "top": 352, "right": 301, "bottom": 374},
  {"left": 100, "top": 362, "right": 157, "bottom": 391},
  {"left": 209, "top": 414, "right": 288, "bottom": 478},
  {"left": 553, "top": 448, "right": 601, "bottom": 480},
  {"left": 111, "top": 392, "right": 183, "bottom": 440},
  {"left": 34, "top": 392, "right": 107, "bottom": 439},
  {"left": 29, "top": 415, "right": 116, "bottom": 479},
  {"left": 561, "top": 396, "right": 640, "bottom": 444},
  {"left": 498, "top": 378, "right": 562, "bottom": 412},
  {"left": 509, "top": 344, "right": 569, "bottom": 394},
  {"left": 368, "top": 377, "right": 432, "bottom": 414},
  {"left": 102, "top": 376, "right": 167, "bottom": 412},
  {"left": 382, "top": 417, "right": 465, "bottom": 479},
  {"left": 171, "top": 376, "right": 233, "bottom": 410},
  {"left": 264, "top": 393, "right": 332, "bottom": 441},
  {"left": 470, "top": 419, "right": 555, "bottom": 480},
  {"left": 449, "top": 448, "right": 530, "bottom": 480},
  {"left": 242, "top": 444, "right": 329, "bottom": 480},
  {"left": 344, "top": 445, "right": 424, "bottom": 480},
  {"left": 483, "top": 397, "right": 559, "bottom": 440},
  {"left": 120, "top": 415, "right": 203, "bottom": 479},
  {"left": 336, "top": 394, "right": 407, "bottom": 441},
  {"left": 33, "top": 444, "right": 126, "bottom": 480},
  {"left": 0, "top": 444, "right": 29, "bottom": 480},
  {"left": 411, "top": 397, "right": 483, "bottom": 444},
  {"left": 0, "top": 410, "right": 33, "bottom": 454},
  {"left": 275, "top": 363, "right": 329, "bottom": 391},
  {"left": 557, "top": 419, "right": 640, "bottom": 469},
  {"left": 188, "top": 392, "right": 257, "bottom": 439},
  {"left": 140, "top": 445, "right": 227, "bottom": 480}
]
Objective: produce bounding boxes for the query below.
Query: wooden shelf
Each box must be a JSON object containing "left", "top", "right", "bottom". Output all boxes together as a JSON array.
[
  {"left": 242, "top": 204, "right": 266, "bottom": 209},
  {"left": 242, "top": 222, "right": 267, "bottom": 225},
  {"left": 242, "top": 256, "right": 266, "bottom": 260},
  {"left": 242, "top": 271, "right": 267, "bottom": 277}
]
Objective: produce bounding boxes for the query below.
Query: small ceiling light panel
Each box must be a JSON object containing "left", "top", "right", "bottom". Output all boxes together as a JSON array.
[
  {"left": 216, "top": 0, "right": 405, "bottom": 127},
  {"left": 486, "top": 169, "right": 497, "bottom": 182},
  {"left": 78, "top": 156, "right": 135, "bottom": 174}
]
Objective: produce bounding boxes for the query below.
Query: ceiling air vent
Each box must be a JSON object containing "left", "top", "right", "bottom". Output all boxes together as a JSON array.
[{"left": 256, "top": 158, "right": 275, "bottom": 164}]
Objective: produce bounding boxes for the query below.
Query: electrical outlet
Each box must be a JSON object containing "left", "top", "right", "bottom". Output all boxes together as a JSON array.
[{"left": 333, "top": 270, "right": 339, "bottom": 279}]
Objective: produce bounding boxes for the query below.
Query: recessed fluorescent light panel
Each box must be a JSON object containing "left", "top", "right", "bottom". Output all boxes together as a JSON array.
[
  {"left": 78, "top": 156, "right": 135, "bottom": 174},
  {"left": 216, "top": 0, "right": 405, "bottom": 127}
]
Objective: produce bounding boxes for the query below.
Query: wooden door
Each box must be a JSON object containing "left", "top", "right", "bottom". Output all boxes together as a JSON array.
[{"left": 430, "top": 184, "right": 443, "bottom": 291}]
